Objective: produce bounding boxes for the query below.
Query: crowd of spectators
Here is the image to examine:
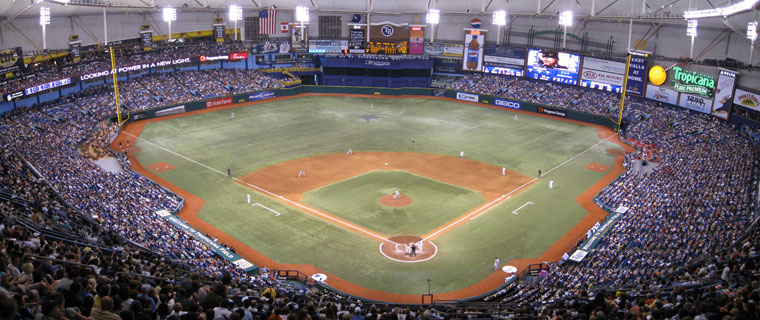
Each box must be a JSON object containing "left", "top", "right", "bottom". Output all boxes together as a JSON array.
[
  {"left": 450, "top": 74, "right": 620, "bottom": 118},
  {"left": 0, "top": 70, "right": 757, "bottom": 320},
  {"left": 0, "top": 68, "right": 285, "bottom": 286},
  {"left": 451, "top": 73, "right": 760, "bottom": 314},
  {"left": 0, "top": 41, "right": 248, "bottom": 96}
]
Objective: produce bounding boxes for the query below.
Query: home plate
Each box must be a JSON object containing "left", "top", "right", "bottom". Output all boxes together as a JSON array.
[{"left": 502, "top": 265, "right": 518, "bottom": 273}]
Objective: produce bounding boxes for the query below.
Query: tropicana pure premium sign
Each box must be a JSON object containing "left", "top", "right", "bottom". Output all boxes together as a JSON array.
[{"left": 671, "top": 66, "right": 715, "bottom": 98}]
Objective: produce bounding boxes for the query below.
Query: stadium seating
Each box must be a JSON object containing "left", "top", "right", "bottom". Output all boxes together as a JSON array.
[{"left": 0, "top": 59, "right": 758, "bottom": 320}]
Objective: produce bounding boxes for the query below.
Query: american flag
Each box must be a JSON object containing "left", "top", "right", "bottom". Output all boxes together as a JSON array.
[{"left": 258, "top": 9, "right": 277, "bottom": 34}]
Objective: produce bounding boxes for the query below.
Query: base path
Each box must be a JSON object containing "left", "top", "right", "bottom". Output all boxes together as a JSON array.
[{"left": 238, "top": 151, "right": 531, "bottom": 203}]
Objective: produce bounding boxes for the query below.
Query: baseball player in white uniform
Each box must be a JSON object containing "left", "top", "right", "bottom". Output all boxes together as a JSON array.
[{"left": 393, "top": 189, "right": 400, "bottom": 199}]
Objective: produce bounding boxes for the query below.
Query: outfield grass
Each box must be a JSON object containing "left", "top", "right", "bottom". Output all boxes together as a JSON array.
[
  {"left": 302, "top": 170, "right": 485, "bottom": 237},
  {"left": 133, "top": 96, "right": 622, "bottom": 295}
]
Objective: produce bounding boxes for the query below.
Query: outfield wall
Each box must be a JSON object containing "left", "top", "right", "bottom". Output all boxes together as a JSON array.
[{"left": 118, "top": 85, "right": 620, "bottom": 133}]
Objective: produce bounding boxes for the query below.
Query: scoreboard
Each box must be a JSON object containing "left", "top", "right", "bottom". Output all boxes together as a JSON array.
[{"left": 365, "top": 41, "right": 408, "bottom": 55}]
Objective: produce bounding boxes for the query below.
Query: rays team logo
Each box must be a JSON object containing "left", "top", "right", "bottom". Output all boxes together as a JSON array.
[
  {"left": 470, "top": 18, "right": 482, "bottom": 28},
  {"left": 0, "top": 49, "right": 20, "bottom": 68},
  {"left": 381, "top": 25, "right": 394, "bottom": 37}
]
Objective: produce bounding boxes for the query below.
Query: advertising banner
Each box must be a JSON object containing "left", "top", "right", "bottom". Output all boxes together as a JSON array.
[
  {"left": 257, "top": 40, "right": 291, "bottom": 54},
  {"left": 206, "top": 97, "right": 233, "bottom": 108},
  {"left": 645, "top": 84, "right": 679, "bottom": 105},
  {"left": 537, "top": 106, "right": 567, "bottom": 117},
  {"left": 69, "top": 41, "right": 81, "bottom": 63},
  {"left": 291, "top": 25, "right": 309, "bottom": 53},
  {"left": 482, "top": 66, "right": 523, "bottom": 76},
  {"left": 247, "top": 91, "right": 275, "bottom": 101},
  {"left": 493, "top": 98, "right": 521, "bottom": 109},
  {"left": 710, "top": 69, "right": 738, "bottom": 120},
  {"left": 349, "top": 29, "right": 366, "bottom": 54},
  {"left": 734, "top": 88, "right": 760, "bottom": 112},
  {"left": 483, "top": 46, "right": 525, "bottom": 76},
  {"left": 626, "top": 56, "right": 648, "bottom": 96},
  {"left": 443, "top": 43, "right": 464, "bottom": 57},
  {"left": 229, "top": 52, "right": 248, "bottom": 61},
  {"left": 155, "top": 105, "right": 186, "bottom": 117},
  {"left": 424, "top": 43, "right": 443, "bottom": 56},
  {"left": 0, "top": 47, "right": 25, "bottom": 75},
  {"left": 4, "top": 91, "right": 24, "bottom": 102},
  {"left": 526, "top": 49, "right": 581, "bottom": 85},
  {"left": 213, "top": 24, "right": 225, "bottom": 42},
  {"left": 200, "top": 54, "right": 228, "bottom": 62},
  {"left": 409, "top": 27, "right": 425, "bottom": 55},
  {"left": 462, "top": 29, "right": 486, "bottom": 72},
  {"left": 308, "top": 40, "right": 348, "bottom": 53},
  {"left": 140, "top": 30, "right": 152, "bottom": 51},
  {"left": 580, "top": 57, "right": 626, "bottom": 92},
  {"left": 456, "top": 92, "right": 479, "bottom": 102},
  {"left": 24, "top": 78, "right": 72, "bottom": 95},
  {"left": 678, "top": 93, "right": 713, "bottom": 114},
  {"left": 79, "top": 57, "right": 193, "bottom": 81},
  {"left": 671, "top": 66, "right": 715, "bottom": 98},
  {"left": 157, "top": 210, "right": 258, "bottom": 273}
]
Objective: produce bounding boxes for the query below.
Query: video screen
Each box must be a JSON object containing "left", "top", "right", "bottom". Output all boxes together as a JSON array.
[{"left": 525, "top": 49, "right": 581, "bottom": 85}]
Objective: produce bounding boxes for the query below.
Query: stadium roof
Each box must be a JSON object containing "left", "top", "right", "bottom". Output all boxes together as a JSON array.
[{"left": 0, "top": 0, "right": 757, "bottom": 29}]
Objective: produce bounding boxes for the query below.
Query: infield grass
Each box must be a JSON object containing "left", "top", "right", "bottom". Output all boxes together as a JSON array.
[
  {"left": 132, "top": 95, "right": 622, "bottom": 295},
  {"left": 302, "top": 170, "right": 485, "bottom": 237}
]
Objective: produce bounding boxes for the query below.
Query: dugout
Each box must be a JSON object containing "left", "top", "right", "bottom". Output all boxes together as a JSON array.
[{"left": 318, "top": 56, "right": 432, "bottom": 88}]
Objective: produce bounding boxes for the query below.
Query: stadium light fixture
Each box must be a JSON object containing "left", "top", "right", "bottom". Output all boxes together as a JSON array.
[
  {"left": 163, "top": 7, "right": 177, "bottom": 42},
  {"left": 558, "top": 10, "right": 573, "bottom": 27},
  {"left": 748, "top": 21, "right": 758, "bottom": 41},
  {"left": 426, "top": 9, "right": 440, "bottom": 25},
  {"left": 163, "top": 7, "right": 177, "bottom": 22},
  {"left": 559, "top": 10, "right": 573, "bottom": 48},
  {"left": 686, "top": 19, "right": 698, "bottom": 37},
  {"left": 229, "top": 5, "right": 242, "bottom": 21},
  {"left": 687, "top": 19, "right": 697, "bottom": 59},
  {"left": 426, "top": 9, "right": 440, "bottom": 42},
  {"left": 40, "top": 6, "right": 50, "bottom": 50},
  {"left": 683, "top": 0, "right": 760, "bottom": 19},
  {"left": 229, "top": 5, "right": 243, "bottom": 41},
  {"left": 493, "top": 10, "right": 506, "bottom": 26},
  {"left": 749, "top": 21, "right": 758, "bottom": 65},
  {"left": 295, "top": 6, "right": 309, "bottom": 24},
  {"left": 493, "top": 10, "right": 507, "bottom": 45}
]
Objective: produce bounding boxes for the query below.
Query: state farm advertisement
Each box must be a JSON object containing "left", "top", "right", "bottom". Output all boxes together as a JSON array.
[{"left": 206, "top": 97, "right": 233, "bottom": 108}]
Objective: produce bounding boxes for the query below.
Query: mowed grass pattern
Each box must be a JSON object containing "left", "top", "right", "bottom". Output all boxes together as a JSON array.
[
  {"left": 302, "top": 170, "right": 485, "bottom": 237},
  {"left": 133, "top": 96, "right": 623, "bottom": 295}
]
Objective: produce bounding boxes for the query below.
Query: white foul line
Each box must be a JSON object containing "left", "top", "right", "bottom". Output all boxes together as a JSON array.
[
  {"left": 253, "top": 203, "right": 281, "bottom": 216},
  {"left": 121, "top": 131, "right": 391, "bottom": 243},
  {"left": 512, "top": 202, "right": 534, "bottom": 215},
  {"left": 544, "top": 133, "right": 618, "bottom": 176},
  {"left": 124, "top": 131, "right": 618, "bottom": 245},
  {"left": 425, "top": 133, "right": 619, "bottom": 240}
]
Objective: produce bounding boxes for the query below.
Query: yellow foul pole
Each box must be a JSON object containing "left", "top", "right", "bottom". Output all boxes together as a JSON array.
[
  {"left": 617, "top": 53, "right": 632, "bottom": 132},
  {"left": 109, "top": 47, "right": 126, "bottom": 127}
]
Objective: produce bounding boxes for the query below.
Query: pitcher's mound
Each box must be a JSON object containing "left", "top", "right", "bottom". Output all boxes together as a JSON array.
[
  {"left": 379, "top": 236, "right": 437, "bottom": 262},
  {"left": 379, "top": 195, "right": 412, "bottom": 207}
]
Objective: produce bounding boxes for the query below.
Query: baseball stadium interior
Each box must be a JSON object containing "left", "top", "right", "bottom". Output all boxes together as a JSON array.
[{"left": 1, "top": 0, "right": 760, "bottom": 319}]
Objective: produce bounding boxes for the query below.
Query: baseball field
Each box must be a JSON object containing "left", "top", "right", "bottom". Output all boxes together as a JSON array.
[{"left": 113, "top": 94, "right": 630, "bottom": 303}]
